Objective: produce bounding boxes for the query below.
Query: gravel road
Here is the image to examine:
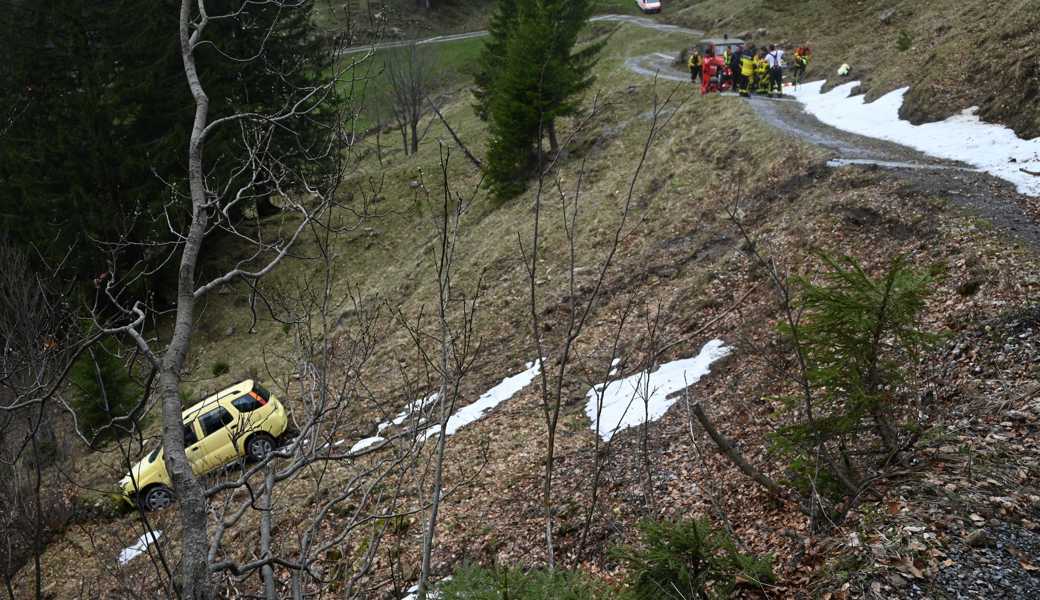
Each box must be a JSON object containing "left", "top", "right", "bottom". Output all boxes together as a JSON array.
[{"left": 624, "top": 48, "right": 1040, "bottom": 250}]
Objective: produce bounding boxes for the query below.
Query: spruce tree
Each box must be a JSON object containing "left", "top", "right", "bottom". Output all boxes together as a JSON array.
[
  {"left": 0, "top": 0, "right": 336, "bottom": 280},
  {"left": 0, "top": 0, "right": 185, "bottom": 278},
  {"left": 477, "top": 0, "right": 602, "bottom": 198},
  {"left": 473, "top": 0, "right": 519, "bottom": 121}
]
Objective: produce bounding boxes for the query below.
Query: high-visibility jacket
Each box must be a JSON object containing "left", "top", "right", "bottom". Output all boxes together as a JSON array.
[
  {"left": 753, "top": 56, "right": 768, "bottom": 78},
  {"left": 740, "top": 54, "right": 755, "bottom": 77},
  {"left": 688, "top": 54, "right": 701, "bottom": 69},
  {"left": 723, "top": 49, "right": 731, "bottom": 64}
]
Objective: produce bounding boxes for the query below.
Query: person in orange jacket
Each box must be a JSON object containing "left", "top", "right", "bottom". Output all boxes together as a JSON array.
[{"left": 792, "top": 45, "right": 812, "bottom": 86}]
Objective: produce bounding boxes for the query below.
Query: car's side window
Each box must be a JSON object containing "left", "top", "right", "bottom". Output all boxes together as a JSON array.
[
  {"left": 184, "top": 423, "right": 199, "bottom": 446},
  {"left": 199, "top": 407, "right": 233, "bottom": 438}
]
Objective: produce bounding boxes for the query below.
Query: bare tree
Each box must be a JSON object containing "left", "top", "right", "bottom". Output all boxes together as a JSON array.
[
  {"left": 384, "top": 42, "right": 438, "bottom": 155},
  {"left": 0, "top": 242, "right": 87, "bottom": 600},
  {"left": 74, "top": 1, "right": 358, "bottom": 596},
  {"left": 405, "top": 146, "right": 483, "bottom": 599},
  {"left": 520, "top": 81, "right": 684, "bottom": 567}
]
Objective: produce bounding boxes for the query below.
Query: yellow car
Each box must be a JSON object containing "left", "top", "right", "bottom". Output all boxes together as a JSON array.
[{"left": 119, "top": 380, "right": 288, "bottom": 511}]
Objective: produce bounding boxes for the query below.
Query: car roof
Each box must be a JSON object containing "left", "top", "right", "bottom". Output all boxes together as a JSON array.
[{"left": 181, "top": 379, "right": 253, "bottom": 421}]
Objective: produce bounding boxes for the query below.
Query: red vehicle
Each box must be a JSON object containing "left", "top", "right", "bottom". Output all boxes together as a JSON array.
[
  {"left": 698, "top": 38, "right": 743, "bottom": 94},
  {"left": 700, "top": 55, "right": 728, "bottom": 94}
]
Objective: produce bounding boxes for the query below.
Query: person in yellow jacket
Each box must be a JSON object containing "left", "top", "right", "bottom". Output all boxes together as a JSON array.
[
  {"left": 687, "top": 48, "right": 702, "bottom": 85},
  {"left": 739, "top": 46, "right": 756, "bottom": 97},
  {"left": 720, "top": 47, "right": 733, "bottom": 90},
  {"left": 753, "top": 49, "right": 770, "bottom": 95}
]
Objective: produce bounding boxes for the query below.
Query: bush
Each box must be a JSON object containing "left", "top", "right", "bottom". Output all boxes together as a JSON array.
[
  {"left": 211, "top": 360, "right": 230, "bottom": 376},
  {"left": 69, "top": 341, "right": 144, "bottom": 440},
  {"left": 613, "top": 518, "right": 774, "bottom": 600},
  {"left": 771, "top": 253, "right": 935, "bottom": 510},
  {"left": 440, "top": 564, "right": 610, "bottom": 600},
  {"left": 896, "top": 30, "right": 913, "bottom": 52}
]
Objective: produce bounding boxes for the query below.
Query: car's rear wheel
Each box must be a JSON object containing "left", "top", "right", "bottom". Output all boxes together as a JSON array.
[
  {"left": 141, "top": 485, "right": 175, "bottom": 512},
  {"left": 246, "top": 433, "right": 276, "bottom": 462}
]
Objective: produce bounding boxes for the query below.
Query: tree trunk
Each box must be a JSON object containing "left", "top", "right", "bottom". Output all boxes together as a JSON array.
[
  {"left": 174, "top": 1, "right": 216, "bottom": 597},
  {"left": 261, "top": 466, "right": 276, "bottom": 600},
  {"left": 543, "top": 424, "right": 556, "bottom": 569},
  {"left": 690, "top": 402, "right": 811, "bottom": 514},
  {"left": 31, "top": 428, "right": 43, "bottom": 600},
  {"left": 410, "top": 119, "right": 419, "bottom": 155},
  {"left": 417, "top": 192, "right": 454, "bottom": 599},
  {"left": 547, "top": 119, "right": 559, "bottom": 156}
]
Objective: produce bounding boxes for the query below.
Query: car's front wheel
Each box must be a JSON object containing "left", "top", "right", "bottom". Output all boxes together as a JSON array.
[
  {"left": 141, "top": 485, "right": 175, "bottom": 512},
  {"left": 246, "top": 433, "right": 276, "bottom": 462}
]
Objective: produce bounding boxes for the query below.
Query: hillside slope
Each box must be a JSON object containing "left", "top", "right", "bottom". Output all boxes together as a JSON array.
[{"left": 8, "top": 9, "right": 1040, "bottom": 600}]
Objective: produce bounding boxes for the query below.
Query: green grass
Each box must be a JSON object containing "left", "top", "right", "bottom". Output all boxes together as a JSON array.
[
  {"left": 338, "top": 35, "right": 485, "bottom": 134},
  {"left": 592, "top": 0, "right": 642, "bottom": 15}
]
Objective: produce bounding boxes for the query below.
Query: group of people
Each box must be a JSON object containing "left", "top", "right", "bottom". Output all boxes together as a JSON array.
[{"left": 688, "top": 42, "right": 812, "bottom": 98}]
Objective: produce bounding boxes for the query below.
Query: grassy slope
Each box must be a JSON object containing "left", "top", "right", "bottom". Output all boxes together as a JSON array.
[
  {"left": 666, "top": 0, "right": 1040, "bottom": 138},
  {"left": 318, "top": 0, "right": 641, "bottom": 43},
  {"left": 12, "top": 10, "right": 1040, "bottom": 599},
  {"left": 339, "top": 35, "right": 486, "bottom": 133}
]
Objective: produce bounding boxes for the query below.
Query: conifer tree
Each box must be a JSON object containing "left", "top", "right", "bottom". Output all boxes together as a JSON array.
[
  {"left": 476, "top": 0, "right": 602, "bottom": 198},
  {"left": 0, "top": 0, "right": 335, "bottom": 278},
  {"left": 69, "top": 341, "right": 143, "bottom": 440},
  {"left": 0, "top": 0, "right": 185, "bottom": 277},
  {"left": 473, "top": 0, "right": 519, "bottom": 121}
]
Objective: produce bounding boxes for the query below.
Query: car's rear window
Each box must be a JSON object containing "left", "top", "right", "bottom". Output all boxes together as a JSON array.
[
  {"left": 252, "top": 383, "right": 271, "bottom": 402},
  {"left": 147, "top": 447, "right": 161, "bottom": 463},
  {"left": 232, "top": 393, "right": 265, "bottom": 413}
]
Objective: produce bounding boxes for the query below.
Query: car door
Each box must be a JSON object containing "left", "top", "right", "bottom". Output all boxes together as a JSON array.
[
  {"left": 183, "top": 421, "right": 206, "bottom": 474},
  {"left": 196, "top": 406, "right": 237, "bottom": 473}
]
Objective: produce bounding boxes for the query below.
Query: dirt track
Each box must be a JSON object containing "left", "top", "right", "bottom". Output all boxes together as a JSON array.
[
  {"left": 624, "top": 50, "right": 1040, "bottom": 249},
  {"left": 751, "top": 95, "right": 1040, "bottom": 249}
]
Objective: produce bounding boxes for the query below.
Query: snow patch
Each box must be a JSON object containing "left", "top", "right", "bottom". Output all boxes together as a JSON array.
[
  {"left": 586, "top": 340, "right": 731, "bottom": 441},
  {"left": 118, "top": 530, "right": 162, "bottom": 565},
  {"left": 424, "top": 361, "right": 541, "bottom": 440},
  {"left": 379, "top": 393, "right": 440, "bottom": 432},
  {"left": 350, "top": 436, "right": 385, "bottom": 453},
  {"left": 790, "top": 81, "right": 1040, "bottom": 197},
  {"left": 400, "top": 576, "right": 451, "bottom": 599}
]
